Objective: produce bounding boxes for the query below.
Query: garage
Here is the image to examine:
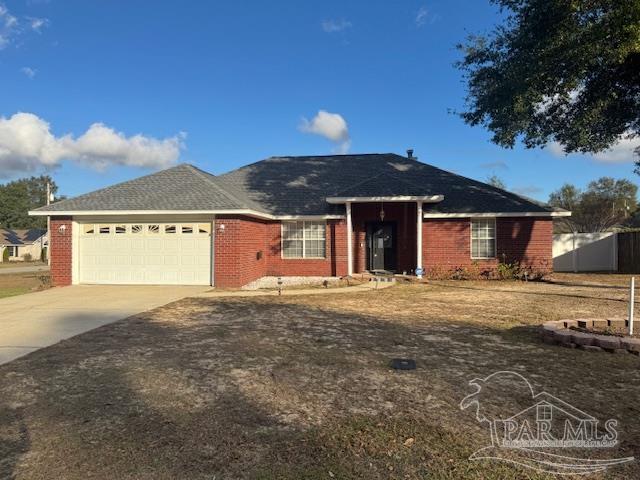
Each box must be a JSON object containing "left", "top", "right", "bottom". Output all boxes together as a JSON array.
[{"left": 78, "top": 222, "right": 212, "bottom": 285}]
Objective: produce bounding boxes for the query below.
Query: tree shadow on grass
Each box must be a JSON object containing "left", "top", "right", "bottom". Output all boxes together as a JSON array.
[{"left": 0, "top": 299, "right": 638, "bottom": 479}]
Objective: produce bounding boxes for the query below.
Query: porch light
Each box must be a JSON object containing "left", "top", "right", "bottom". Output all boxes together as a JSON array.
[{"left": 379, "top": 203, "right": 385, "bottom": 221}]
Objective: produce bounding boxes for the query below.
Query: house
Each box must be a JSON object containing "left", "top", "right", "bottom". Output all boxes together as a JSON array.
[
  {"left": 0, "top": 228, "right": 48, "bottom": 262},
  {"left": 29, "top": 152, "right": 569, "bottom": 287}
]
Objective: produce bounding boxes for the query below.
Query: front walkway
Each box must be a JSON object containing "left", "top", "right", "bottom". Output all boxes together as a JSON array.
[
  {"left": 196, "top": 280, "right": 394, "bottom": 298},
  {"left": 0, "top": 285, "right": 207, "bottom": 364}
]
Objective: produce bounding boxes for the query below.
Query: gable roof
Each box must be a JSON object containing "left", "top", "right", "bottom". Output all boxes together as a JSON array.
[
  {"left": 218, "top": 153, "right": 558, "bottom": 216},
  {"left": 32, "top": 153, "right": 561, "bottom": 217},
  {"left": 33, "top": 164, "right": 262, "bottom": 214},
  {"left": 0, "top": 228, "right": 46, "bottom": 246}
]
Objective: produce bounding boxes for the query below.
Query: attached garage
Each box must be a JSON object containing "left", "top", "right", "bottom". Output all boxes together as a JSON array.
[{"left": 78, "top": 222, "right": 212, "bottom": 285}]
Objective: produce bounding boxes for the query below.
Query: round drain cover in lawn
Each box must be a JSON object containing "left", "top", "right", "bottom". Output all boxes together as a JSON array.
[{"left": 390, "top": 358, "right": 416, "bottom": 370}]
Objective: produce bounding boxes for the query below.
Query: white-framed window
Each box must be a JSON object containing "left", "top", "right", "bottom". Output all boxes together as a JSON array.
[
  {"left": 6, "top": 246, "right": 18, "bottom": 257},
  {"left": 537, "top": 404, "right": 553, "bottom": 422},
  {"left": 282, "top": 221, "right": 326, "bottom": 259},
  {"left": 471, "top": 218, "right": 496, "bottom": 259}
]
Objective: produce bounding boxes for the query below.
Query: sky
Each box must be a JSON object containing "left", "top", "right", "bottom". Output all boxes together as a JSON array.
[{"left": 0, "top": 0, "right": 638, "bottom": 202}]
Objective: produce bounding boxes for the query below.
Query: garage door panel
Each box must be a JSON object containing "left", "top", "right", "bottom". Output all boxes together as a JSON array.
[{"left": 79, "top": 223, "right": 211, "bottom": 285}]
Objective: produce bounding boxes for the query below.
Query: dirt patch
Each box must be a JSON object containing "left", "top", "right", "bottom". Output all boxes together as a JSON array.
[
  {"left": 0, "top": 280, "right": 638, "bottom": 479},
  {"left": 0, "top": 272, "right": 50, "bottom": 299}
]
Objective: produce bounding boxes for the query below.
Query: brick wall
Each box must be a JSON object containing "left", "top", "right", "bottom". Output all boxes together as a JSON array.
[
  {"left": 50, "top": 216, "right": 73, "bottom": 286},
  {"left": 352, "top": 203, "right": 417, "bottom": 273},
  {"left": 214, "top": 216, "right": 269, "bottom": 288},
  {"left": 266, "top": 219, "right": 347, "bottom": 277},
  {"left": 422, "top": 217, "right": 553, "bottom": 273},
  {"left": 213, "top": 216, "right": 348, "bottom": 288}
]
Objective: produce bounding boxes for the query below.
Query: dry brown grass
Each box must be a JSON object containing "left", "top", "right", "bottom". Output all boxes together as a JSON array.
[
  {"left": 0, "top": 272, "right": 50, "bottom": 298},
  {"left": 1, "top": 277, "right": 639, "bottom": 479}
]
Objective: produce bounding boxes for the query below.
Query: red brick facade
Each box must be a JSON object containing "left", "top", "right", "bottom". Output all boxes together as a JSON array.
[
  {"left": 351, "top": 203, "right": 417, "bottom": 274},
  {"left": 422, "top": 217, "right": 553, "bottom": 273},
  {"left": 213, "top": 216, "right": 348, "bottom": 288},
  {"left": 48, "top": 213, "right": 553, "bottom": 289},
  {"left": 50, "top": 216, "right": 73, "bottom": 286}
]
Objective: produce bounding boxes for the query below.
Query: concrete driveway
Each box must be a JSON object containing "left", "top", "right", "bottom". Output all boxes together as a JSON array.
[{"left": 0, "top": 285, "right": 207, "bottom": 365}]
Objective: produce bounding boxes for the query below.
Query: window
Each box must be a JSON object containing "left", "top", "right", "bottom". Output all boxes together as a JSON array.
[
  {"left": 148, "top": 225, "right": 160, "bottom": 234},
  {"left": 282, "top": 221, "right": 326, "bottom": 258},
  {"left": 537, "top": 404, "right": 553, "bottom": 422},
  {"left": 114, "top": 225, "right": 126, "bottom": 234},
  {"left": 99, "top": 225, "right": 111, "bottom": 234},
  {"left": 181, "top": 225, "right": 193, "bottom": 234},
  {"left": 198, "top": 224, "right": 211, "bottom": 234},
  {"left": 6, "top": 246, "right": 17, "bottom": 257},
  {"left": 83, "top": 225, "right": 95, "bottom": 235},
  {"left": 164, "top": 225, "right": 177, "bottom": 234},
  {"left": 471, "top": 218, "right": 496, "bottom": 258},
  {"left": 131, "top": 225, "right": 143, "bottom": 234}
]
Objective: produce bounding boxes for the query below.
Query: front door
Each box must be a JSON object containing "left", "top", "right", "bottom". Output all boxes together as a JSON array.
[{"left": 366, "top": 222, "right": 397, "bottom": 272}]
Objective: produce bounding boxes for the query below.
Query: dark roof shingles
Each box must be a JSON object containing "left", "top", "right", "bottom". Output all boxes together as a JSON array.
[{"left": 35, "top": 154, "right": 556, "bottom": 216}]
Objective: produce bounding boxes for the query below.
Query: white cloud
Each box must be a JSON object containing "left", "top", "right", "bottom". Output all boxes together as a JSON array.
[
  {"left": 592, "top": 136, "right": 640, "bottom": 163},
  {"left": 28, "top": 17, "right": 48, "bottom": 33},
  {"left": 0, "top": 3, "right": 18, "bottom": 49},
  {"left": 415, "top": 6, "right": 429, "bottom": 27},
  {"left": 547, "top": 134, "right": 640, "bottom": 164},
  {"left": 321, "top": 18, "right": 351, "bottom": 33},
  {"left": 0, "top": 4, "right": 48, "bottom": 50},
  {"left": 299, "top": 110, "right": 351, "bottom": 153},
  {"left": 21, "top": 66, "right": 36, "bottom": 78},
  {"left": 0, "top": 112, "right": 185, "bottom": 176},
  {"left": 415, "top": 6, "right": 440, "bottom": 27}
]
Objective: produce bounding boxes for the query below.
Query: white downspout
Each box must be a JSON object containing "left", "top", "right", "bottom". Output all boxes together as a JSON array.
[
  {"left": 346, "top": 202, "right": 353, "bottom": 276},
  {"left": 416, "top": 201, "right": 423, "bottom": 278}
]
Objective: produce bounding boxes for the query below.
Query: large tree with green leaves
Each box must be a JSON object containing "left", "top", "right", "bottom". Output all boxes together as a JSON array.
[
  {"left": 0, "top": 176, "right": 61, "bottom": 229},
  {"left": 457, "top": 0, "right": 640, "bottom": 166},
  {"left": 549, "top": 177, "right": 637, "bottom": 232}
]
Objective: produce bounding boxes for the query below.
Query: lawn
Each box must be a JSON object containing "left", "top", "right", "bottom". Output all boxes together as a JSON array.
[
  {"left": 0, "top": 272, "right": 50, "bottom": 299},
  {"left": 1, "top": 277, "right": 639, "bottom": 479}
]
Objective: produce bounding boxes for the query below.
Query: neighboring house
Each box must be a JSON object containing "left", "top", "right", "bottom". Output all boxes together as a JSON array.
[
  {"left": 0, "top": 228, "right": 48, "bottom": 263},
  {"left": 30, "top": 152, "right": 570, "bottom": 287}
]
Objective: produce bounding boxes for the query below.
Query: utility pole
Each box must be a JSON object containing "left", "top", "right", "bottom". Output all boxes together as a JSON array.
[{"left": 46, "top": 182, "right": 51, "bottom": 266}]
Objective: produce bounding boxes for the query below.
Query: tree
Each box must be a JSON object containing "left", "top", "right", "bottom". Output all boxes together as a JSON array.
[
  {"left": 549, "top": 177, "right": 637, "bottom": 232},
  {"left": 0, "top": 176, "right": 61, "bottom": 229},
  {"left": 457, "top": 1, "right": 640, "bottom": 167},
  {"left": 486, "top": 174, "right": 506, "bottom": 190}
]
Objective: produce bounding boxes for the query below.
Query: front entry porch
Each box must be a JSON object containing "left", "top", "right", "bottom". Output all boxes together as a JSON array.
[{"left": 365, "top": 221, "right": 397, "bottom": 272}]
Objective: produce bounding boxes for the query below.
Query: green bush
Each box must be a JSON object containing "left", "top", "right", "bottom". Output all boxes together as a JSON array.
[
  {"left": 41, "top": 247, "right": 47, "bottom": 262},
  {"left": 2, "top": 247, "right": 8, "bottom": 262}
]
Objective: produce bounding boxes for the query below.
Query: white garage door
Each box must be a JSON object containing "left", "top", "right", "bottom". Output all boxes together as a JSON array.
[{"left": 79, "top": 223, "right": 212, "bottom": 285}]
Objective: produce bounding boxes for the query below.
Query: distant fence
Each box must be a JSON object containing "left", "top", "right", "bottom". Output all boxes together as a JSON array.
[{"left": 553, "top": 233, "right": 617, "bottom": 272}]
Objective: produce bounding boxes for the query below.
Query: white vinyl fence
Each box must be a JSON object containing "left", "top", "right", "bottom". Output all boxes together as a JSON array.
[{"left": 553, "top": 232, "right": 618, "bottom": 272}]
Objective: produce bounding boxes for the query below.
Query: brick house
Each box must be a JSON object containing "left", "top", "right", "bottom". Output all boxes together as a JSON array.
[{"left": 30, "top": 152, "right": 569, "bottom": 288}]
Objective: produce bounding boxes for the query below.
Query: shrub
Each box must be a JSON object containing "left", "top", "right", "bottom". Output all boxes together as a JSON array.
[
  {"left": 23, "top": 253, "right": 33, "bottom": 262},
  {"left": 496, "top": 262, "right": 521, "bottom": 280},
  {"left": 41, "top": 247, "right": 48, "bottom": 263},
  {"left": 2, "top": 247, "right": 8, "bottom": 262}
]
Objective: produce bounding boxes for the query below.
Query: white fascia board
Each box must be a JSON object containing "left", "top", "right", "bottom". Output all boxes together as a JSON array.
[
  {"left": 423, "top": 211, "right": 571, "bottom": 218},
  {"left": 28, "top": 209, "right": 345, "bottom": 221},
  {"left": 326, "top": 195, "right": 444, "bottom": 204}
]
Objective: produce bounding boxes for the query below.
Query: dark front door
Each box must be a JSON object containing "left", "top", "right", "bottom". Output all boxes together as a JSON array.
[{"left": 366, "top": 222, "right": 397, "bottom": 272}]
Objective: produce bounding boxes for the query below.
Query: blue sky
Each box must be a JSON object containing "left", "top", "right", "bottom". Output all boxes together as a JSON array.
[{"left": 0, "top": 0, "right": 637, "bottom": 201}]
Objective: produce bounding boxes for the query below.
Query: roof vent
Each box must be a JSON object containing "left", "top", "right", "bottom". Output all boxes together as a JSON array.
[{"left": 406, "top": 149, "right": 415, "bottom": 160}]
